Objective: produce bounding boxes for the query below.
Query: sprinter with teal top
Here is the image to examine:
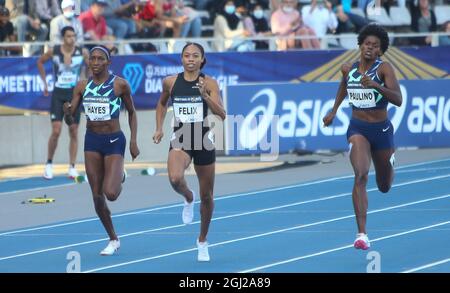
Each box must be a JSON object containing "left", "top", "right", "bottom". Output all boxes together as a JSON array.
[{"left": 323, "top": 24, "right": 403, "bottom": 251}]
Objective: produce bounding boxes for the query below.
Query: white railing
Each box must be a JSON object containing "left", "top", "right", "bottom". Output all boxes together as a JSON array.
[{"left": 0, "top": 32, "right": 449, "bottom": 56}]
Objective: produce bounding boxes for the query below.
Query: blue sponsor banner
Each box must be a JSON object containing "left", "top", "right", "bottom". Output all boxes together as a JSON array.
[
  {"left": 0, "top": 47, "right": 448, "bottom": 112},
  {"left": 0, "top": 57, "right": 53, "bottom": 112},
  {"left": 108, "top": 50, "right": 340, "bottom": 109},
  {"left": 225, "top": 79, "right": 450, "bottom": 155}
]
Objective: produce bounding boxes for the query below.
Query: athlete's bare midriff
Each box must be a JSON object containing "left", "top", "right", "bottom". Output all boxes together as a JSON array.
[
  {"left": 352, "top": 107, "right": 388, "bottom": 122},
  {"left": 86, "top": 119, "right": 120, "bottom": 134}
]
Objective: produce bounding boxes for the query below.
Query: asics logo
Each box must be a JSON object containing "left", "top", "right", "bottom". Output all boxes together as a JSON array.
[
  {"left": 382, "top": 126, "right": 390, "bottom": 132},
  {"left": 239, "top": 88, "right": 277, "bottom": 149},
  {"left": 110, "top": 138, "right": 119, "bottom": 143}
]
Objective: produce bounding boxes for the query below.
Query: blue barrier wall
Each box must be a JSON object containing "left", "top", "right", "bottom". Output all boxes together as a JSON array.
[
  {"left": 225, "top": 80, "right": 450, "bottom": 154},
  {"left": 1, "top": 47, "right": 448, "bottom": 112}
]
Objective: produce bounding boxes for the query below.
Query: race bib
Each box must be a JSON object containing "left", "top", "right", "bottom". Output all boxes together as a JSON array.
[
  {"left": 83, "top": 96, "right": 111, "bottom": 121},
  {"left": 173, "top": 96, "right": 204, "bottom": 123},
  {"left": 57, "top": 71, "right": 77, "bottom": 88},
  {"left": 347, "top": 88, "right": 377, "bottom": 109}
]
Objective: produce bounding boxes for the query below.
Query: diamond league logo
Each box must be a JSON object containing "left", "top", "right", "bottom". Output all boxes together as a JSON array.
[{"left": 122, "top": 63, "right": 144, "bottom": 95}]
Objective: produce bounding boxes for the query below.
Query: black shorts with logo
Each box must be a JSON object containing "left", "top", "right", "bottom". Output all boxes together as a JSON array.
[
  {"left": 51, "top": 87, "right": 81, "bottom": 124},
  {"left": 169, "top": 126, "right": 216, "bottom": 166}
]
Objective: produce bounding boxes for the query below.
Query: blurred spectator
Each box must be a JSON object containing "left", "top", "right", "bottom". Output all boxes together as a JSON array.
[
  {"left": 80, "top": 0, "right": 92, "bottom": 12},
  {"left": 103, "top": 0, "right": 137, "bottom": 39},
  {"left": 6, "top": 0, "right": 48, "bottom": 55},
  {"left": 0, "top": 6, "right": 21, "bottom": 56},
  {"left": 133, "top": 0, "right": 160, "bottom": 52},
  {"left": 29, "top": 0, "right": 62, "bottom": 28},
  {"left": 301, "top": 0, "right": 338, "bottom": 38},
  {"left": 207, "top": 0, "right": 267, "bottom": 25},
  {"left": 78, "top": 0, "right": 115, "bottom": 49},
  {"left": 175, "top": 0, "right": 203, "bottom": 38},
  {"left": 410, "top": 0, "right": 437, "bottom": 46},
  {"left": 270, "top": 0, "right": 281, "bottom": 10},
  {"left": 438, "top": 20, "right": 450, "bottom": 46},
  {"left": 332, "top": 0, "right": 369, "bottom": 34},
  {"left": 243, "top": 3, "right": 272, "bottom": 50},
  {"left": 155, "top": 0, "right": 189, "bottom": 37},
  {"left": 232, "top": 0, "right": 269, "bottom": 10},
  {"left": 134, "top": 0, "right": 161, "bottom": 37},
  {"left": 271, "top": 0, "right": 320, "bottom": 50},
  {"left": 357, "top": 0, "right": 370, "bottom": 12},
  {"left": 193, "top": 0, "right": 213, "bottom": 10},
  {"left": 213, "top": 0, "right": 254, "bottom": 51},
  {"left": 50, "top": 0, "right": 84, "bottom": 43}
]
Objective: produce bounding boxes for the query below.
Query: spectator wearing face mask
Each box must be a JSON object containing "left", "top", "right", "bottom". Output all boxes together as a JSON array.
[
  {"left": 213, "top": 0, "right": 252, "bottom": 51},
  {"left": 50, "top": 0, "right": 84, "bottom": 43},
  {"left": 243, "top": 3, "right": 272, "bottom": 50}
]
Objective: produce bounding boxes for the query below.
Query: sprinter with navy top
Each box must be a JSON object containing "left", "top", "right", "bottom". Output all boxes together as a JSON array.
[
  {"left": 64, "top": 45, "right": 140, "bottom": 256},
  {"left": 323, "top": 24, "right": 402, "bottom": 250},
  {"left": 153, "top": 42, "right": 226, "bottom": 262}
]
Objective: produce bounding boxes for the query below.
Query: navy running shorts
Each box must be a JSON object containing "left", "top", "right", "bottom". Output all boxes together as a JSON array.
[
  {"left": 347, "top": 117, "right": 394, "bottom": 150},
  {"left": 84, "top": 130, "right": 126, "bottom": 157}
]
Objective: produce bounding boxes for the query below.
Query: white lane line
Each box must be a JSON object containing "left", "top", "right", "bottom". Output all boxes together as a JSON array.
[
  {"left": 401, "top": 258, "right": 450, "bottom": 273},
  {"left": 396, "top": 166, "right": 450, "bottom": 174},
  {"left": 0, "top": 182, "right": 76, "bottom": 195},
  {"left": 0, "top": 174, "right": 359, "bottom": 236},
  {"left": 82, "top": 194, "right": 450, "bottom": 273},
  {"left": 1, "top": 174, "right": 449, "bottom": 261},
  {"left": 2, "top": 156, "right": 449, "bottom": 197},
  {"left": 1, "top": 158, "right": 449, "bottom": 236},
  {"left": 239, "top": 221, "right": 450, "bottom": 273}
]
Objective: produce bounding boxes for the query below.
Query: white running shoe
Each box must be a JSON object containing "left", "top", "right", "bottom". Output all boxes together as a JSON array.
[
  {"left": 100, "top": 239, "right": 120, "bottom": 256},
  {"left": 43, "top": 163, "right": 53, "bottom": 179},
  {"left": 68, "top": 166, "right": 79, "bottom": 179},
  {"left": 354, "top": 233, "right": 371, "bottom": 250},
  {"left": 197, "top": 239, "right": 210, "bottom": 262},
  {"left": 182, "top": 190, "right": 195, "bottom": 224}
]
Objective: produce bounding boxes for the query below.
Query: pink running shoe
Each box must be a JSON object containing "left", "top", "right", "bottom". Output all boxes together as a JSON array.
[{"left": 354, "top": 233, "right": 371, "bottom": 250}]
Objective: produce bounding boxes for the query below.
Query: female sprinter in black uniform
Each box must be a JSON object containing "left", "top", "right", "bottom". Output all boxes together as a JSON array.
[
  {"left": 64, "top": 45, "right": 140, "bottom": 255},
  {"left": 323, "top": 24, "right": 402, "bottom": 250},
  {"left": 153, "top": 42, "right": 226, "bottom": 262}
]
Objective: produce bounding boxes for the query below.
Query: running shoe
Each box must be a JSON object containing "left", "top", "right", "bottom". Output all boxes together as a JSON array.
[
  {"left": 100, "top": 239, "right": 120, "bottom": 256},
  {"left": 197, "top": 239, "right": 210, "bottom": 262},
  {"left": 354, "top": 233, "right": 371, "bottom": 250}
]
